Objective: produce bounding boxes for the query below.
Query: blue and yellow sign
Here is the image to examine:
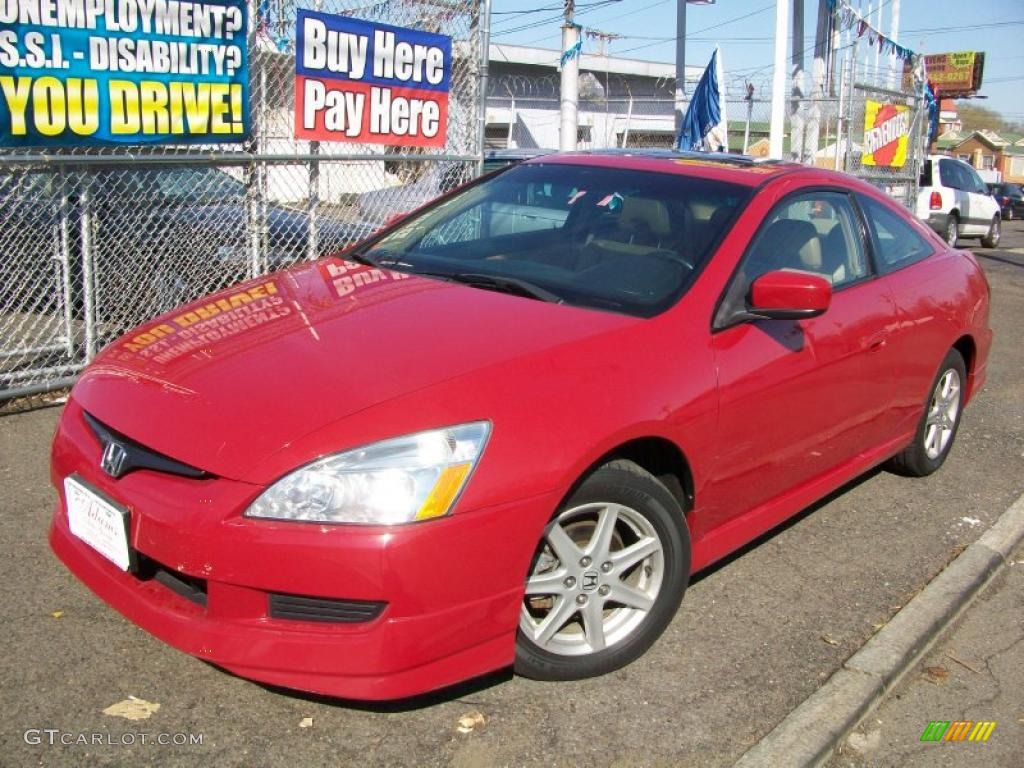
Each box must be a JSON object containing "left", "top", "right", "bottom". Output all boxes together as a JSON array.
[{"left": 0, "top": 0, "right": 248, "bottom": 147}]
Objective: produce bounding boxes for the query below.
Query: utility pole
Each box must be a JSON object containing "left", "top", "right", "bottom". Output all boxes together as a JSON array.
[
  {"left": 768, "top": 0, "right": 789, "bottom": 159},
  {"left": 888, "top": 0, "right": 901, "bottom": 89},
  {"left": 790, "top": 0, "right": 805, "bottom": 161},
  {"left": 560, "top": 0, "right": 580, "bottom": 152}
]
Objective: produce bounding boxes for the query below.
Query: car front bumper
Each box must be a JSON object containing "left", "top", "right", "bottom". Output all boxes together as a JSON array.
[{"left": 49, "top": 398, "right": 559, "bottom": 700}]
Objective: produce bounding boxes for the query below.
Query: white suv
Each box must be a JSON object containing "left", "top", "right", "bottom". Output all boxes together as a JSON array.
[{"left": 917, "top": 155, "right": 1001, "bottom": 248}]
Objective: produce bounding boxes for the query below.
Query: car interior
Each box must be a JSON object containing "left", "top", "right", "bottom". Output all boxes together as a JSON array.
[{"left": 367, "top": 165, "right": 753, "bottom": 315}]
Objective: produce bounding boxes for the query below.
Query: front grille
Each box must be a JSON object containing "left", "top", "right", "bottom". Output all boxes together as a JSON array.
[
  {"left": 268, "top": 593, "right": 386, "bottom": 623},
  {"left": 84, "top": 411, "right": 211, "bottom": 480}
]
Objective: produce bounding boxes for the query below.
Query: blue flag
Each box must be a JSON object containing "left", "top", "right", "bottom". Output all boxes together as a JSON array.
[{"left": 676, "top": 49, "right": 723, "bottom": 152}]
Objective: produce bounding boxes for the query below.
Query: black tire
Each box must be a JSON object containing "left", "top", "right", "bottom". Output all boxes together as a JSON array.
[
  {"left": 981, "top": 216, "right": 1001, "bottom": 248},
  {"left": 944, "top": 213, "right": 959, "bottom": 247},
  {"left": 514, "top": 460, "right": 690, "bottom": 681},
  {"left": 886, "top": 349, "right": 967, "bottom": 477}
]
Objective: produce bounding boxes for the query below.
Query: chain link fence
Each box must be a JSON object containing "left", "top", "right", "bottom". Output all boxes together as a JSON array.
[
  {"left": 1, "top": 0, "right": 488, "bottom": 405},
  {"left": 2, "top": 25, "right": 928, "bottom": 406},
  {"left": 842, "top": 81, "right": 926, "bottom": 209}
]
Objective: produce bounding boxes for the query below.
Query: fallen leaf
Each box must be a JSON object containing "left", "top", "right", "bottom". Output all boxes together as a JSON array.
[
  {"left": 821, "top": 633, "right": 839, "bottom": 646},
  {"left": 923, "top": 665, "right": 949, "bottom": 683},
  {"left": 946, "top": 651, "right": 981, "bottom": 674},
  {"left": 299, "top": 717, "right": 314, "bottom": 729},
  {"left": 51, "top": 610, "right": 64, "bottom": 619},
  {"left": 103, "top": 696, "right": 160, "bottom": 721},
  {"left": 456, "top": 711, "right": 486, "bottom": 734}
]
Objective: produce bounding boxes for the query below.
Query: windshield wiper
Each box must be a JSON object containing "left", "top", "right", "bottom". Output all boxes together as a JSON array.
[
  {"left": 346, "top": 249, "right": 387, "bottom": 268},
  {"left": 438, "top": 272, "right": 565, "bottom": 304}
]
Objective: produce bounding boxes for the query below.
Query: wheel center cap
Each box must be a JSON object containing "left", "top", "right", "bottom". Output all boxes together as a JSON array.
[{"left": 581, "top": 571, "right": 600, "bottom": 592}]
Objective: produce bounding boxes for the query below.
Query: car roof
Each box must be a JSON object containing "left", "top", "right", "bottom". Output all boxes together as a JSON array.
[
  {"left": 484, "top": 148, "right": 551, "bottom": 160},
  {"left": 521, "top": 149, "right": 812, "bottom": 188}
]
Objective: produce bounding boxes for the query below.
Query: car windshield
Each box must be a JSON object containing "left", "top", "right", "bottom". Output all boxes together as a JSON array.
[{"left": 349, "top": 163, "right": 751, "bottom": 317}]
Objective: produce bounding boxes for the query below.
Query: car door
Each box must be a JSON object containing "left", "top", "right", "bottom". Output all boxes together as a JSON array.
[
  {"left": 855, "top": 192, "right": 952, "bottom": 437},
  {"left": 939, "top": 159, "right": 975, "bottom": 233},
  {"left": 960, "top": 163, "right": 998, "bottom": 233},
  {"left": 698, "top": 190, "right": 900, "bottom": 534}
]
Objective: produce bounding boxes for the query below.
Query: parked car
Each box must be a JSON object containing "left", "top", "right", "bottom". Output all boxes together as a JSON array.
[
  {"left": 987, "top": 181, "right": 1024, "bottom": 220},
  {"left": 482, "top": 147, "right": 551, "bottom": 174},
  {"left": 357, "top": 149, "right": 549, "bottom": 225},
  {"left": 0, "top": 167, "right": 368, "bottom": 320},
  {"left": 917, "top": 155, "right": 1001, "bottom": 247},
  {"left": 50, "top": 151, "right": 991, "bottom": 701}
]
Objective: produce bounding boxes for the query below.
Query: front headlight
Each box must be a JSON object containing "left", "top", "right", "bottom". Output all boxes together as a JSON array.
[{"left": 244, "top": 422, "right": 490, "bottom": 525}]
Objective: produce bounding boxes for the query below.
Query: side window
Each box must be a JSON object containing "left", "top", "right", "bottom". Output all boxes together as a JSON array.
[
  {"left": 714, "top": 192, "right": 869, "bottom": 328},
  {"left": 964, "top": 166, "right": 987, "bottom": 195},
  {"left": 939, "top": 159, "right": 962, "bottom": 190},
  {"left": 741, "top": 193, "right": 868, "bottom": 286},
  {"left": 858, "top": 194, "right": 934, "bottom": 272}
]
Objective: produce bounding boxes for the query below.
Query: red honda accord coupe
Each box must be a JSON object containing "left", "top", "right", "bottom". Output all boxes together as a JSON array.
[{"left": 50, "top": 152, "right": 991, "bottom": 700}]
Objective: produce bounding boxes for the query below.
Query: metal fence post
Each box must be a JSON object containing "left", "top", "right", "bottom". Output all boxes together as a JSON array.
[
  {"left": 79, "top": 177, "right": 97, "bottom": 362},
  {"left": 476, "top": 0, "right": 493, "bottom": 175},
  {"left": 58, "top": 172, "right": 75, "bottom": 360},
  {"left": 307, "top": 140, "right": 320, "bottom": 261}
]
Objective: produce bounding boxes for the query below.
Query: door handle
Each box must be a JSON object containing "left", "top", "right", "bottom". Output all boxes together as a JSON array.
[{"left": 864, "top": 332, "right": 888, "bottom": 352}]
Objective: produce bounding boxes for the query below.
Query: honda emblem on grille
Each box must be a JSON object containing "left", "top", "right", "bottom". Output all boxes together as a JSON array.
[{"left": 100, "top": 441, "right": 130, "bottom": 478}]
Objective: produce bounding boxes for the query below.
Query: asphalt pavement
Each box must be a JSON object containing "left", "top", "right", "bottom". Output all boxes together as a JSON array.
[
  {"left": 2, "top": 223, "right": 1023, "bottom": 767},
  {"left": 828, "top": 543, "right": 1024, "bottom": 768}
]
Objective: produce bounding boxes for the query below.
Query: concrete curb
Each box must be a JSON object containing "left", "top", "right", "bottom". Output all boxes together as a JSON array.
[{"left": 733, "top": 491, "right": 1024, "bottom": 768}]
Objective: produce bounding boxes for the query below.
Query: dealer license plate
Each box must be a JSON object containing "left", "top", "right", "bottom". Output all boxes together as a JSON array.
[{"left": 65, "top": 476, "right": 133, "bottom": 571}]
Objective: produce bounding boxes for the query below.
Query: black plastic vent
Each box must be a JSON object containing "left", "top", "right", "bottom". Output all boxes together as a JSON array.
[
  {"left": 268, "top": 593, "right": 386, "bottom": 623},
  {"left": 136, "top": 555, "right": 208, "bottom": 608}
]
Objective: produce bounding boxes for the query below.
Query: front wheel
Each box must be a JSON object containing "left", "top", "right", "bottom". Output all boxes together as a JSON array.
[
  {"left": 515, "top": 460, "right": 690, "bottom": 681},
  {"left": 981, "top": 215, "right": 1001, "bottom": 248},
  {"left": 886, "top": 349, "right": 966, "bottom": 477}
]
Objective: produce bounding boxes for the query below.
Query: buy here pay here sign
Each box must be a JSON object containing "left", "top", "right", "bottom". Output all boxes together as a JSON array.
[{"left": 295, "top": 10, "right": 450, "bottom": 147}]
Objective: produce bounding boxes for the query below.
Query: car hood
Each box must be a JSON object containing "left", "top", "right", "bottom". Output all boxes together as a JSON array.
[{"left": 72, "top": 258, "right": 635, "bottom": 482}]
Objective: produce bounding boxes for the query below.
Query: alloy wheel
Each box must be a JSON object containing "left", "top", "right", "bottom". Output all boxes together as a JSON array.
[
  {"left": 520, "top": 502, "right": 664, "bottom": 656},
  {"left": 923, "top": 368, "right": 961, "bottom": 460}
]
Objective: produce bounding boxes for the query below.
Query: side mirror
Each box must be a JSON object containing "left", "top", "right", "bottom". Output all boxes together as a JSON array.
[{"left": 749, "top": 270, "right": 831, "bottom": 320}]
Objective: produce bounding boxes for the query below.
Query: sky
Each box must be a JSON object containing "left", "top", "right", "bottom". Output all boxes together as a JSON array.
[{"left": 488, "top": 0, "right": 1024, "bottom": 120}]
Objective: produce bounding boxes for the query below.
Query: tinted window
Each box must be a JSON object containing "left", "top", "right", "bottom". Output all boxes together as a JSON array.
[
  {"left": 919, "top": 159, "right": 932, "bottom": 187},
  {"left": 859, "top": 195, "right": 934, "bottom": 272},
  {"left": 962, "top": 165, "right": 987, "bottom": 194},
  {"left": 938, "top": 159, "right": 963, "bottom": 190},
  {"left": 715, "top": 192, "right": 869, "bottom": 328},
  {"left": 351, "top": 163, "right": 752, "bottom": 317},
  {"left": 742, "top": 193, "right": 868, "bottom": 287}
]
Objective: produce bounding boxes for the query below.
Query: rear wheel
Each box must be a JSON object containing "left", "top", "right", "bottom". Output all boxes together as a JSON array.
[
  {"left": 514, "top": 460, "right": 689, "bottom": 681},
  {"left": 944, "top": 213, "right": 959, "bottom": 247},
  {"left": 886, "top": 349, "right": 966, "bottom": 477},
  {"left": 981, "top": 216, "right": 1001, "bottom": 248}
]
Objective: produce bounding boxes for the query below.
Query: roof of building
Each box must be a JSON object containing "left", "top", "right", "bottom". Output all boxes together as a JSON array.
[
  {"left": 488, "top": 43, "right": 704, "bottom": 81},
  {"left": 950, "top": 130, "right": 1024, "bottom": 152}
]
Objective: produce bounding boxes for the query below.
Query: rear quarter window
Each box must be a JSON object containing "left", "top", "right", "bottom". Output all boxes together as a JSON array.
[{"left": 858, "top": 194, "right": 935, "bottom": 273}]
